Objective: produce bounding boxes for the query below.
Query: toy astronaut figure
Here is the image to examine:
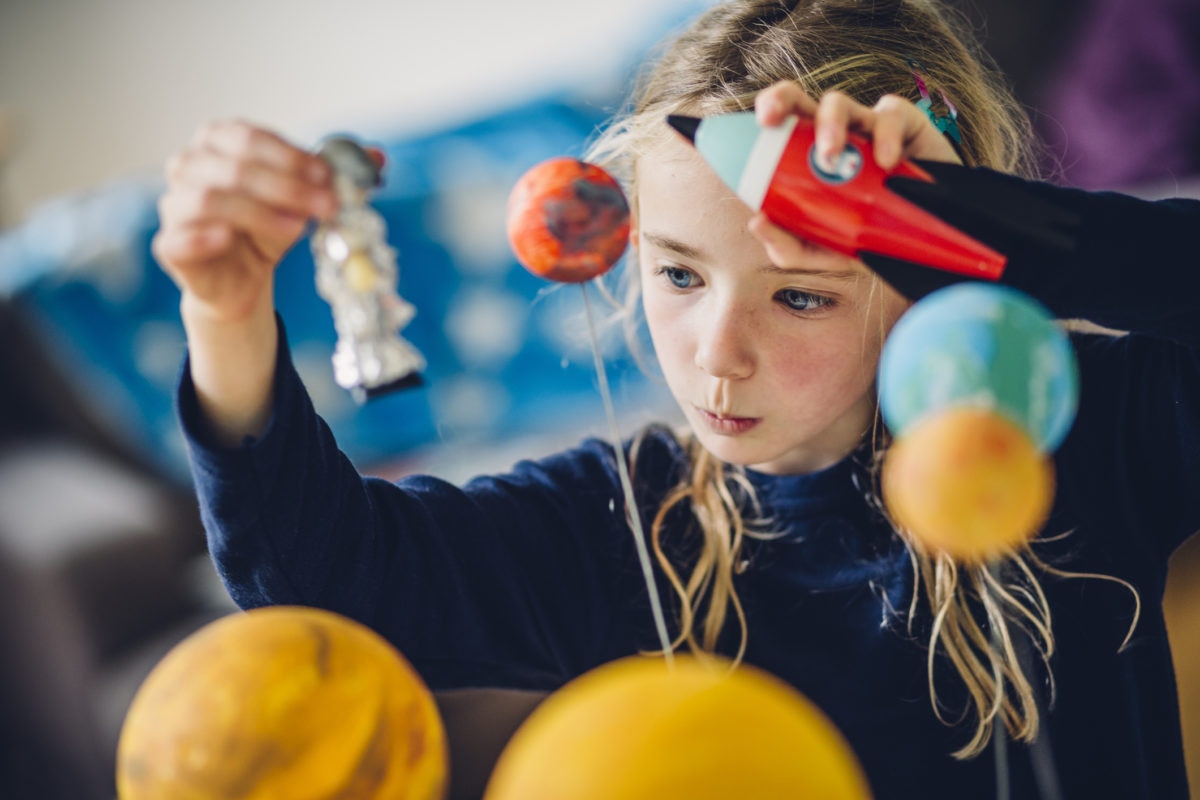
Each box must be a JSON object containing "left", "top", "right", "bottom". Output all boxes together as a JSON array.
[{"left": 311, "top": 137, "right": 425, "bottom": 401}]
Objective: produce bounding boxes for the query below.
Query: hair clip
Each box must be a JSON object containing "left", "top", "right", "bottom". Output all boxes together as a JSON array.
[{"left": 907, "top": 59, "right": 962, "bottom": 145}]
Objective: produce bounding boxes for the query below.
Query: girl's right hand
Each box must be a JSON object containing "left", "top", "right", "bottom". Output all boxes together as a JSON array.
[
  {"left": 754, "top": 81, "right": 960, "bottom": 171},
  {"left": 153, "top": 119, "right": 338, "bottom": 324}
]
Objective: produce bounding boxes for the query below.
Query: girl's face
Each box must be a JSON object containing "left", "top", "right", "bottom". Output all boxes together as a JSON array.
[{"left": 636, "top": 135, "right": 909, "bottom": 475}]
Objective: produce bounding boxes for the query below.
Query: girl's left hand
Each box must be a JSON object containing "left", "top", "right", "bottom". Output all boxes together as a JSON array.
[{"left": 754, "top": 81, "right": 961, "bottom": 170}]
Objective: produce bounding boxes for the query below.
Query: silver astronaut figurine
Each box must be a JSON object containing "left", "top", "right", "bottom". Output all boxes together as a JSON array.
[{"left": 311, "top": 137, "right": 425, "bottom": 401}]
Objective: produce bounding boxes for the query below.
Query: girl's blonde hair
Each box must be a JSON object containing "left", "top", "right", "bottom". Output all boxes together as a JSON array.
[{"left": 589, "top": 0, "right": 1137, "bottom": 760}]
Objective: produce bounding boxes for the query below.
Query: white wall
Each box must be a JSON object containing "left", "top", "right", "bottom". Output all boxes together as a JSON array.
[{"left": 0, "top": 0, "right": 696, "bottom": 228}]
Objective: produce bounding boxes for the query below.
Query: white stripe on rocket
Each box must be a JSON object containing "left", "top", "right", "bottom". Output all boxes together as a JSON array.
[{"left": 736, "top": 115, "right": 798, "bottom": 210}]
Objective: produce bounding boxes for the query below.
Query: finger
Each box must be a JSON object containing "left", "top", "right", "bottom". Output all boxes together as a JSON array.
[
  {"left": 192, "top": 119, "right": 331, "bottom": 186},
  {"left": 872, "top": 94, "right": 961, "bottom": 166},
  {"left": 152, "top": 222, "right": 234, "bottom": 269},
  {"left": 872, "top": 94, "right": 947, "bottom": 168},
  {"left": 158, "top": 185, "right": 309, "bottom": 257},
  {"left": 812, "top": 91, "right": 874, "bottom": 166},
  {"left": 168, "top": 147, "right": 335, "bottom": 220},
  {"left": 870, "top": 95, "right": 920, "bottom": 169},
  {"left": 755, "top": 81, "right": 818, "bottom": 128}
]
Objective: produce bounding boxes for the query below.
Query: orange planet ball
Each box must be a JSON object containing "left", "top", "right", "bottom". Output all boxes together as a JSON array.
[
  {"left": 882, "top": 406, "right": 1055, "bottom": 564},
  {"left": 484, "top": 655, "right": 871, "bottom": 800},
  {"left": 116, "top": 606, "right": 448, "bottom": 800},
  {"left": 506, "top": 157, "right": 630, "bottom": 282}
]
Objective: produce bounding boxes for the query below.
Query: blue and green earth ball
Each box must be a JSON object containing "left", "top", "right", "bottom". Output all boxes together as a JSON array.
[{"left": 878, "top": 283, "right": 1079, "bottom": 453}]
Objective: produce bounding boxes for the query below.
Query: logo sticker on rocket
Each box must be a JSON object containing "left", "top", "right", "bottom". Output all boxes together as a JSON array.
[{"left": 808, "top": 142, "right": 863, "bottom": 185}]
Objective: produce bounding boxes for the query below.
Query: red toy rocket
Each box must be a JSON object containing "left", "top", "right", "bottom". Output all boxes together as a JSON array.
[{"left": 668, "top": 112, "right": 1006, "bottom": 281}]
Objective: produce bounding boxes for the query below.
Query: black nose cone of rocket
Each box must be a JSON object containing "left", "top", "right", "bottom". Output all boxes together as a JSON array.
[{"left": 667, "top": 114, "right": 701, "bottom": 144}]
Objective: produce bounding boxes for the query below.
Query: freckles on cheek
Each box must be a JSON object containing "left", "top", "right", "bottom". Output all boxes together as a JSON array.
[
  {"left": 776, "top": 349, "right": 832, "bottom": 387},
  {"left": 774, "top": 338, "right": 876, "bottom": 392}
]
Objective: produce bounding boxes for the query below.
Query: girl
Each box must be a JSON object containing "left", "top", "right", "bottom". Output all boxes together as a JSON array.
[{"left": 156, "top": 0, "right": 1199, "bottom": 797}]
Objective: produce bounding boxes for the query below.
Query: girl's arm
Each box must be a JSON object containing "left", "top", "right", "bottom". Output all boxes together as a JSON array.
[
  {"left": 160, "top": 121, "right": 651, "bottom": 689},
  {"left": 880, "top": 170, "right": 1200, "bottom": 560},
  {"left": 873, "top": 161, "right": 1200, "bottom": 346},
  {"left": 180, "top": 320, "right": 646, "bottom": 690},
  {"left": 155, "top": 119, "right": 337, "bottom": 446}
]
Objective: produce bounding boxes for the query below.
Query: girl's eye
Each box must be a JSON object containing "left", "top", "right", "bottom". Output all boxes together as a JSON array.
[
  {"left": 777, "top": 288, "right": 835, "bottom": 313},
  {"left": 657, "top": 264, "right": 698, "bottom": 289}
]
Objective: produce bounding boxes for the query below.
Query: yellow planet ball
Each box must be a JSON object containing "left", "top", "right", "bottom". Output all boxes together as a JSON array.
[
  {"left": 484, "top": 655, "right": 871, "bottom": 800},
  {"left": 882, "top": 406, "right": 1054, "bottom": 564},
  {"left": 116, "top": 606, "right": 448, "bottom": 800}
]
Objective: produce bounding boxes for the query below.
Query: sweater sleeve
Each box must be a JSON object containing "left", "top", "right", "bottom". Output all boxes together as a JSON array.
[
  {"left": 998, "top": 185, "right": 1200, "bottom": 346},
  {"left": 873, "top": 168, "right": 1200, "bottom": 560},
  {"left": 990, "top": 182, "right": 1200, "bottom": 560},
  {"left": 875, "top": 162, "right": 1200, "bottom": 346},
  {"left": 178, "top": 318, "right": 637, "bottom": 690}
]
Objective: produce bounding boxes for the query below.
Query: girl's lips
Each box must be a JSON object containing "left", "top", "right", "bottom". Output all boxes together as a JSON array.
[{"left": 696, "top": 408, "right": 760, "bottom": 435}]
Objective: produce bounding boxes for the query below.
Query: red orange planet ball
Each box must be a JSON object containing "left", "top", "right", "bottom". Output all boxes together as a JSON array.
[{"left": 507, "top": 157, "right": 631, "bottom": 283}]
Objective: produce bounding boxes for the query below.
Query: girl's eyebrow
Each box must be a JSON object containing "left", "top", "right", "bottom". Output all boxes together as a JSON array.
[
  {"left": 758, "top": 263, "right": 859, "bottom": 281},
  {"left": 642, "top": 230, "right": 858, "bottom": 281},
  {"left": 642, "top": 231, "right": 702, "bottom": 260}
]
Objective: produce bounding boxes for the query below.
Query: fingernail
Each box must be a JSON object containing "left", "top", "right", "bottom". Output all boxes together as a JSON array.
[
  {"left": 814, "top": 145, "right": 836, "bottom": 174},
  {"left": 816, "top": 126, "right": 836, "bottom": 162}
]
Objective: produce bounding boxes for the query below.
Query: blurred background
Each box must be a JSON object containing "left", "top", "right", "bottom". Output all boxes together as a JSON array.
[{"left": 0, "top": 0, "right": 1197, "bottom": 798}]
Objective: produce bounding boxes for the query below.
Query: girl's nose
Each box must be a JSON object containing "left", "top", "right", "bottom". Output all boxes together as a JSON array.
[{"left": 693, "top": 301, "right": 755, "bottom": 380}]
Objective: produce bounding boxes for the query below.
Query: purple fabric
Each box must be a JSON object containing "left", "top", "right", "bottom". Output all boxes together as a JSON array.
[{"left": 1043, "top": 0, "right": 1200, "bottom": 190}]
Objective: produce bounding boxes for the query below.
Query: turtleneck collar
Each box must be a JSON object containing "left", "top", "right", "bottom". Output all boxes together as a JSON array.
[{"left": 743, "top": 448, "right": 868, "bottom": 519}]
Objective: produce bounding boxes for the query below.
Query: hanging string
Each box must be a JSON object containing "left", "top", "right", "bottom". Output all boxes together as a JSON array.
[
  {"left": 1016, "top": 622, "right": 1065, "bottom": 800},
  {"left": 580, "top": 282, "right": 674, "bottom": 666},
  {"left": 989, "top": 561, "right": 1065, "bottom": 800},
  {"left": 988, "top": 562, "right": 1012, "bottom": 800}
]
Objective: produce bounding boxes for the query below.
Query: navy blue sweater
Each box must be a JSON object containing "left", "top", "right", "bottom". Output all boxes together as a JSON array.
[{"left": 180, "top": 182, "right": 1200, "bottom": 799}]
